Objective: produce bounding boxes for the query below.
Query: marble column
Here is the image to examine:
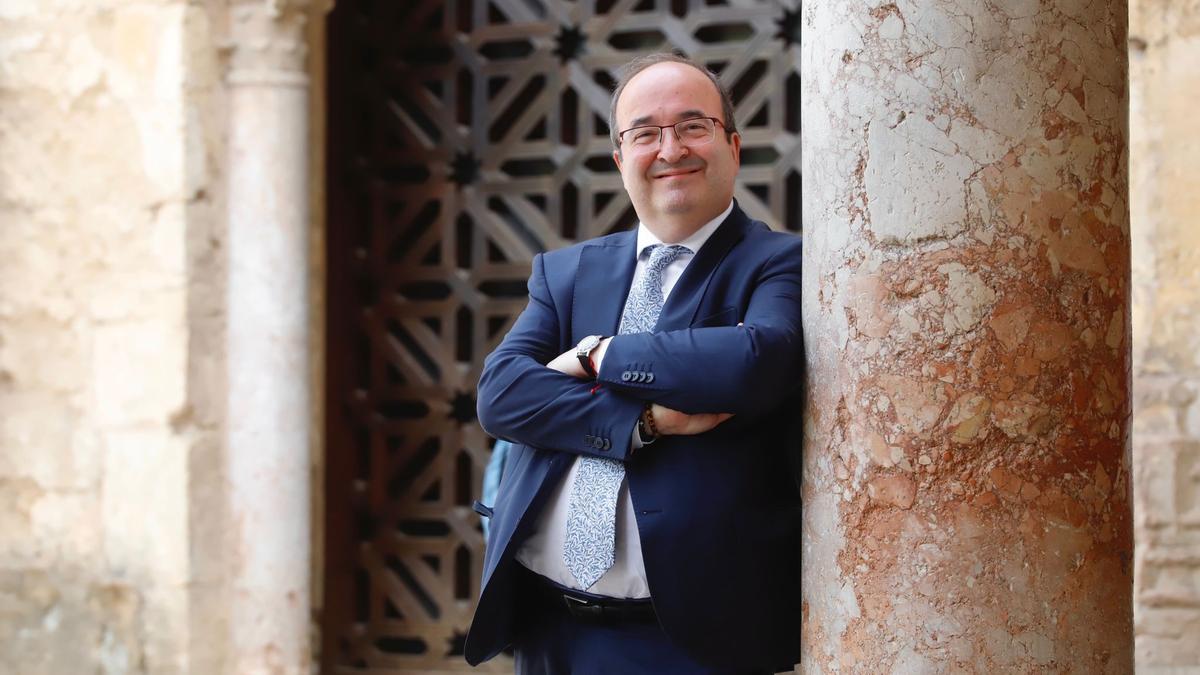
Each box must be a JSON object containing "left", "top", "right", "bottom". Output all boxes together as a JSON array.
[
  {"left": 800, "top": 0, "right": 1133, "bottom": 671},
  {"left": 225, "top": 1, "right": 313, "bottom": 672}
]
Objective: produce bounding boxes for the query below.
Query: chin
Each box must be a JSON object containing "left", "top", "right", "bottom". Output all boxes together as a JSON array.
[
  {"left": 655, "top": 193, "right": 699, "bottom": 215},
  {"left": 659, "top": 202, "right": 696, "bottom": 216}
]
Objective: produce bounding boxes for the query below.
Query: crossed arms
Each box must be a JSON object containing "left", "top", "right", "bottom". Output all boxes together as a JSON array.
[{"left": 476, "top": 235, "right": 803, "bottom": 462}]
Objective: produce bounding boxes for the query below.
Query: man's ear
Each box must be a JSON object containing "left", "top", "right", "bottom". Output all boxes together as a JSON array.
[
  {"left": 729, "top": 132, "right": 742, "bottom": 168},
  {"left": 612, "top": 149, "right": 623, "bottom": 172}
]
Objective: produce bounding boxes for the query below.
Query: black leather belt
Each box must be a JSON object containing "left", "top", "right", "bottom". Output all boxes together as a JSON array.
[{"left": 521, "top": 566, "right": 658, "bottom": 624}]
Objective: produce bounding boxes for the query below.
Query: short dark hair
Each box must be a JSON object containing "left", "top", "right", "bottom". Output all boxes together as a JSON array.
[{"left": 608, "top": 52, "right": 738, "bottom": 151}]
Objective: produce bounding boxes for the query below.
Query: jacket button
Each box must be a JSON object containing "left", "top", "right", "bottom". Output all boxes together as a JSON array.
[
  {"left": 645, "top": 373, "right": 654, "bottom": 383},
  {"left": 603, "top": 438, "right": 612, "bottom": 450},
  {"left": 621, "top": 371, "right": 632, "bottom": 382},
  {"left": 584, "top": 434, "right": 593, "bottom": 446},
  {"left": 594, "top": 437, "right": 605, "bottom": 449}
]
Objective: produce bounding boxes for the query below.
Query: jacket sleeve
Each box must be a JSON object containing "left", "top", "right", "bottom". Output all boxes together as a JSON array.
[
  {"left": 476, "top": 253, "right": 645, "bottom": 461},
  {"left": 595, "top": 236, "right": 803, "bottom": 417}
]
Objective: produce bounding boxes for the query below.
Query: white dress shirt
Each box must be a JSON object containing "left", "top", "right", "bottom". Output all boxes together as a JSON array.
[{"left": 515, "top": 201, "right": 733, "bottom": 598}]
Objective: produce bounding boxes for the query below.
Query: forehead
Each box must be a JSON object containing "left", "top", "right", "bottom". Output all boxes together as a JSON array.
[{"left": 616, "top": 62, "right": 722, "bottom": 126}]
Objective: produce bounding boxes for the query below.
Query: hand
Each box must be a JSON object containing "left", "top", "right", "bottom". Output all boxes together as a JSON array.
[
  {"left": 546, "top": 338, "right": 611, "bottom": 379},
  {"left": 546, "top": 348, "right": 586, "bottom": 378},
  {"left": 648, "top": 403, "right": 733, "bottom": 436}
]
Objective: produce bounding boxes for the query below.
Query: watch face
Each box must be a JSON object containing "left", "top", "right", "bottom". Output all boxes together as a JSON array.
[{"left": 577, "top": 335, "right": 601, "bottom": 353}]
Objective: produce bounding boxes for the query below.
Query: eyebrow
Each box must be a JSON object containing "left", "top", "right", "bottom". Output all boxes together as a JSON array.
[{"left": 627, "top": 109, "right": 710, "bottom": 128}]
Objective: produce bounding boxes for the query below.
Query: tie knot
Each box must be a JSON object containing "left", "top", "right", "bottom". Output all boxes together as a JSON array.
[{"left": 645, "top": 244, "right": 690, "bottom": 271}]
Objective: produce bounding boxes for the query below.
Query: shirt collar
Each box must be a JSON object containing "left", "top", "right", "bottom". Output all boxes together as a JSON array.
[{"left": 634, "top": 200, "right": 734, "bottom": 259}]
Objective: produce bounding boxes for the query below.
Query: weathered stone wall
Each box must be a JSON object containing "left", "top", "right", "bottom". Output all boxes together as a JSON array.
[
  {"left": 0, "top": 2, "right": 228, "bottom": 672},
  {"left": 1130, "top": 0, "right": 1200, "bottom": 670}
]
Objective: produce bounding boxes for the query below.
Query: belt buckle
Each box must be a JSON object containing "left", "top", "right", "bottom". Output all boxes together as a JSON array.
[{"left": 562, "top": 594, "right": 605, "bottom": 619}]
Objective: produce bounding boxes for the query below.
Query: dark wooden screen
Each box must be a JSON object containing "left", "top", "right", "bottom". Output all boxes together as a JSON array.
[{"left": 323, "top": 0, "right": 801, "bottom": 671}]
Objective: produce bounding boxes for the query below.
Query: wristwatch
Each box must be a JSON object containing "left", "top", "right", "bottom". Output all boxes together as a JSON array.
[{"left": 575, "top": 335, "right": 604, "bottom": 379}]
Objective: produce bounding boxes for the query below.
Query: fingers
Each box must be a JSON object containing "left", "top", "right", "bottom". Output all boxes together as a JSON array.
[
  {"left": 650, "top": 404, "right": 734, "bottom": 436},
  {"left": 689, "top": 412, "right": 732, "bottom": 434}
]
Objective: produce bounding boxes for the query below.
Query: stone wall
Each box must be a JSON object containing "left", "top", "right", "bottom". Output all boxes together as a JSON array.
[
  {"left": 0, "top": 2, "right": 228, "bottom": 672},
  {"left": 1130, "top": 0, "right": 1200, "bottom": 670}
]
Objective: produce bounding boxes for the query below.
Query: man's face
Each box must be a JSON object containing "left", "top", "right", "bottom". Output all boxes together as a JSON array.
[{"left": 612, "top": 62, "right": 741, "bottom": 232}]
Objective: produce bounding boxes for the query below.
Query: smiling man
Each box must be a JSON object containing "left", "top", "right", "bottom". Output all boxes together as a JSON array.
[{"left": 465, "top": 53, "right": 804, "bottom": 674}]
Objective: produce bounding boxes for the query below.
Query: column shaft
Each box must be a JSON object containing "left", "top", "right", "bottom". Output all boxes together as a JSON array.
[
  {"left": 226, "top": 2, "right": 312, "bottom": 673},
  {"left": 801, "top": 0, "right": 1133, "bottom": 671}
]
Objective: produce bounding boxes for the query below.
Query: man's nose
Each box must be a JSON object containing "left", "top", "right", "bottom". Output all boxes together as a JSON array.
[{"left": 657, "top": 128, "right": 689, "bottom": 162}]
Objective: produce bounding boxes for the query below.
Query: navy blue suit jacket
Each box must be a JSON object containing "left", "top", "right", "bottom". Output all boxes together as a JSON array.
[{"left": 465, "top": 204, "right": 803, "bottom": 669}]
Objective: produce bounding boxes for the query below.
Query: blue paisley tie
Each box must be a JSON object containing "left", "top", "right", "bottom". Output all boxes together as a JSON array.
[{"left": 563, "top": 243, "right": 690, "bottom": 589}]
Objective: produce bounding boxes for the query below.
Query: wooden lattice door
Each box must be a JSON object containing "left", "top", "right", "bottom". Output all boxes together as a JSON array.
[{"left": 322, "top": 0, "right": 801, "bottom": 671}]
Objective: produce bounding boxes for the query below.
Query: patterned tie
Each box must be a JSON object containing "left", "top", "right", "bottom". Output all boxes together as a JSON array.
[{"left": 563, "top": 243, "right": 690, "bottom": 589}]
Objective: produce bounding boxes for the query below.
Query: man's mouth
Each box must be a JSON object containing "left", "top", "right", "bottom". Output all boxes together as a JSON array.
[{"left": 653, "top": 167, "right": 701, "bottom": 179}]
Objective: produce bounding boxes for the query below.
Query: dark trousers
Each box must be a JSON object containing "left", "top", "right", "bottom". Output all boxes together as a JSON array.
[{"left": 512, "top": 567, "right": 774, "bottom": 675}]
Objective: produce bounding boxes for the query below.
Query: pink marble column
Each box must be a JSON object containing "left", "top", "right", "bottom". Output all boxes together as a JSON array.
[{"left": 800, "top": 0, "right": 1133, "bottom": 671}]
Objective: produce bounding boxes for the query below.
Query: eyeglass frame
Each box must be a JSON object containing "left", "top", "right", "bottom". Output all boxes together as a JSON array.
[{"left": 616, "top": 116, "right": 729, "bottom": 150}]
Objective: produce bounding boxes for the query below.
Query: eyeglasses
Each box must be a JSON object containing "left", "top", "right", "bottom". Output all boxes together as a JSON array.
[{"left": 617, "top": 117, "right": 726, "bottom": 150}]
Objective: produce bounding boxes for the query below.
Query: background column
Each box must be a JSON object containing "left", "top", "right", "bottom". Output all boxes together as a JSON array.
[
  {"left": 226, "top": 1, "right": 313, "bottom": 672},
  {"left": 801, "top": 0, "right": 1133, "bottom": 671},
  {"left": 1129, "top": 0, "right": 1200, "bottom": 667}
]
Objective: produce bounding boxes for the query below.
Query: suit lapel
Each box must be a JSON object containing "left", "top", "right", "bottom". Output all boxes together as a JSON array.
[
  {"left": 655, "top": 205, "right": 749, "bottom": 331},
  {"left": 572, "top": 228, "right": 638, "bottom": 341}
]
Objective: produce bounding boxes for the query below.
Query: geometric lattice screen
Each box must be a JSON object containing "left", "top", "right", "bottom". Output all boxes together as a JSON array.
[{"left": 322, "top": 0, "right": 801, "bottom": 671}]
